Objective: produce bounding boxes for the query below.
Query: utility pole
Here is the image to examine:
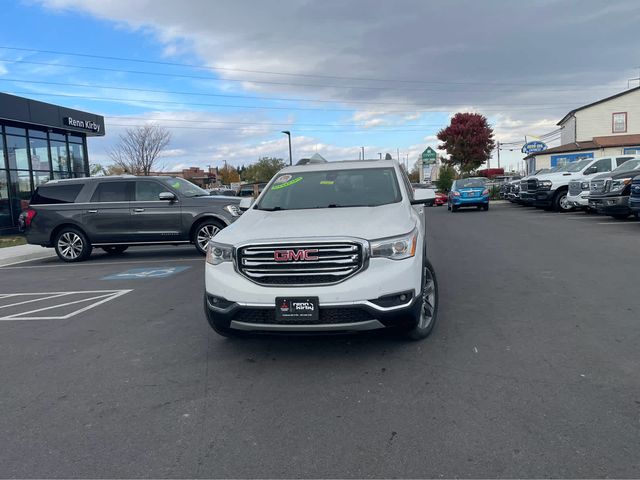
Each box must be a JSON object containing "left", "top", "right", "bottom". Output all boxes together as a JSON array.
[
  {"left": 497, "top": 141, "right": 501, "bottom": 169},
  {"left": 361, "top": 146, "right": 365, "bottom": 160},
  {"left": 281, "top": 131, "right": 292, "bottom": 166},
  {"left": 378, "top": 152, "right": 382, "bottom": 159}
]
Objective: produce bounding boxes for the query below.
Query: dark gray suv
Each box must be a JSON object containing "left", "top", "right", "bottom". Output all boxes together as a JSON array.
[{"left": 21, "top": 175, "right": 241, "bottom": 262}]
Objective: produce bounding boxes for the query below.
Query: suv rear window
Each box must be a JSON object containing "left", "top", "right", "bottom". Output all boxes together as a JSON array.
[
  {"left": 90, "top": 182, "right": 132, "bottom": 202},
  {"left": 30, "top": 184, "right": 83, "bottom": 204}
]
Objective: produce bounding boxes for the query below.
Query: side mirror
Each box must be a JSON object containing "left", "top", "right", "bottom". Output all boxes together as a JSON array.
[
  {"left": 239, "top": 197, "right": 254, "bottom": 211},
  {"left": 411, "top": 188, "right": 436, "bottom": 205},
  {"left": 159, "top": 192, "right": 177, "bottom": 202},
  {"left": 584, "top": 166, "right": 597, "bottom": 175}
]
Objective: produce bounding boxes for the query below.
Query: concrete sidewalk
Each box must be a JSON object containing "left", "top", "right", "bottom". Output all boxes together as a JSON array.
[{"left": 0, "top": 244, "right": 54, "bottom": 266}]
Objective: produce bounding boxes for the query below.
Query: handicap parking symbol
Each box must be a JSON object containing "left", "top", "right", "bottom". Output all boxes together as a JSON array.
[{"left": 102, "top": 266, "right": 190, "bottom": 280}]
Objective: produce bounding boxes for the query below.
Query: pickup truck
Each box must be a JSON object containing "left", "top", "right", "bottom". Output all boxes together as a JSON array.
[
  {"left": 588, "top": 158, "right": 640, "bottom": 219},
  {"left": 567, "top": 156, "right": 638, "bottom": 210}
]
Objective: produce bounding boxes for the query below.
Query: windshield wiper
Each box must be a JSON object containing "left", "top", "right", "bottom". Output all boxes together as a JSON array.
[{"left": 257, "top": 206, "right": 285, "bottom": 211}]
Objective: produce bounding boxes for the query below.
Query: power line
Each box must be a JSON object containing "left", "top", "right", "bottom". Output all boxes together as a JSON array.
[
  {"left": 0, "top": 78, "right": 592, "bottom": 108},
  {"left": 2, "top": 91, "right": 588, "bottom": 114},
  {"left": 0, "top": 59, "right": 620, "bottom": 94},
  {"left": 0, "top": 45, "right": 618, "bottom": 89},
  {"left": 104, "top": 122, "right": 443, "bottom": 133}
]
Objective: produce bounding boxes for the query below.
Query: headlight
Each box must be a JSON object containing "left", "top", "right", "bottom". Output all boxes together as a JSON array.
[
  {"left": 370, "top": 228, "right": 418, "bottom": 260},
  {"left": 224, "top": 204, "right": 242, "bottom": 217},
  {"left": 538, "top": 180, "right": 553, "bottom": 190},
  {"left": 206, "top": 241, "right": 233, "bottom": 265},
  {"left": 609, "top": 178, "right": 632, "bottom": 193},
  {"left": 580, "top": 182, "right": 590, "bottom": 190}
]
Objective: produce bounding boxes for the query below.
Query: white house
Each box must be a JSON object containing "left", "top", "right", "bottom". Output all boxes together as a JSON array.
[{"left": 525, "top": 87, "right": 640, "bottom": 172}]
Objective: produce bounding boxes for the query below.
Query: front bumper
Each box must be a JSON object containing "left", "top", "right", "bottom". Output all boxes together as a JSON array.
[
  {"left": 519, "top": 192, "right": 535, "bottom": 205},
  {"left": 588, "top": 195, "right": 630, "bottom": 215},
  {"left": 450, "top": 195, "right": 489, "bottom": 207},
  {"left": 533, "top": 189, "right": 554, "bottom": 207},
  {"left": 567, "top": 192, "right": 590, "bottom": 208},
  {"left": 204, "top": 255, "right": 423, "bottom": 332},
  {"left": 629, "top": 196, "right": 640, "bottom": 214}
]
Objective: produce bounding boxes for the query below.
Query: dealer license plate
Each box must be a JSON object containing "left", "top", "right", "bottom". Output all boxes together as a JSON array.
[{"left": 275, "top": 297, "right": 319, "bottom": 322}]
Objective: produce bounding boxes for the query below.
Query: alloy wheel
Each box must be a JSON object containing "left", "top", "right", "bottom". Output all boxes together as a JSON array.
[
  {"left": 419, "top": 266, "right": 437, "bottom": 329},
  {"left": 559, "top": 194, "right": 571, "bottom": 211},
  {"left": 58, "top": 232, "right": 83, "bottom": 260},
  {"left": 197, "top": 224, "right": 220, "bottom": 251}
]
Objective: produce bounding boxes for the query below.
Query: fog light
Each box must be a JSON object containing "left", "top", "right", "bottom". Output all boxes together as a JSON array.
[
  {"left": 207, "top": 295, "right": 234, "bottom": 310},
  {"left": 370, "top": 291, "right": 414, "bottom": 308}
]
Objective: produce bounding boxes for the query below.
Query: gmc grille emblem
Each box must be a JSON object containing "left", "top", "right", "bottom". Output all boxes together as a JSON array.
[{"left": 274, "top": 249, "right": 319, "bottom": 262}]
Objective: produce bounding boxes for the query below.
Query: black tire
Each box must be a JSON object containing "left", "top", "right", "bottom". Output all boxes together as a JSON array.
[
  {"left": 192, "top": 219, "right": 226, "bottom": 255},
  {"left": 611, "top": 214, "right": 630, "bottom": 220},
  {"left": 405, "top": 259, "right": 438, "bottom": 340},
  {"left": 553, "top": 189, "right": 573, "bottom": 212},
  {"left": 483, "top": 204, "right": 489, "bottom": 211},
  {"left": 451, "top": 205, "right": 459, "bottom": 212},
  {"left": 476, "top": 205, "right": 482, "bottom": 210},
  {"left": 447, "top": 203, "right": 451, "bottom": 211},
  {"left": 54, "top": 227, "right": 92, "bottom": 262},
  {"left": 101, "top": 246, "right": 128, "bottom": 255}
]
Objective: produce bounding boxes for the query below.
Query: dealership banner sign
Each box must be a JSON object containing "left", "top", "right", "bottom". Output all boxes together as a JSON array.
[{"left": 521, "top": 141, "right": 547, "bottom": 154}]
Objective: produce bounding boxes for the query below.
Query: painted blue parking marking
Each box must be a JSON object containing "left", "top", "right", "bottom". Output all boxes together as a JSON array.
[{"left": 102, "top": 266, "right": 191, "bottom": 280}]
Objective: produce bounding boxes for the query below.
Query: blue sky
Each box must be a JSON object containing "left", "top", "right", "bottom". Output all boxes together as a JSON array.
[{"left": 1, "top": 0, "right": 638, "bottom": 172}]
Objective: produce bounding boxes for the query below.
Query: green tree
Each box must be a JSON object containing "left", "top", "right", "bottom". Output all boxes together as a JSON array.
[
  {"left": 437, "top": 113, "right": 495, "bottom": 173},
  {"left": 219, "top": 164, "right": 240, "bottom": 184},
  {"left": 243, "top": 157, "right": 286, "bottom": 182},
  {"left": 434, "top": 164, "right": 457, "bottom": 192}
]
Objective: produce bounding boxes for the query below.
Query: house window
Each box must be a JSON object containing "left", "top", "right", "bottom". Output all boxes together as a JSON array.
[{"left": 612, "top": 112, "right": 627, "bottom": 133}]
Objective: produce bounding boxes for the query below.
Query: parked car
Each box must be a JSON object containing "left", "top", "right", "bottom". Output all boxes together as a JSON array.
[
  {"left": 209, "top": 188, "right": 237, "bottom": 197},
  {"left": 629, "top": 174, "right": 640, "bottom": 219},
  {"left": 447, "top": 177, "right": 489, "bottom": 212},
  {"left": 566, "top": 156, "right": 637, "bottom": 210},
  {"left": 20, "top": 176, "right": 242, "bottom": 262},
  {"left": 588, "top": 158, "right": 640, "bottom": 219},
  {"left": 434, "top": 191, "right": 447, "bottom": 206},
  {"left": 237, "top": 183, "right": 267, "bottom": 198},
  {"left": 204, "top": 160, "right": 439, "bottom": 339}
]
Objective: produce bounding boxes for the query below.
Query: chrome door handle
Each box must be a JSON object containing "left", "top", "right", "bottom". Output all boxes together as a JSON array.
[
  {"left": 133, "top": 208, "right": 145, "bottom": 212},
  {"left": 87, "top": 210, "right": 98, "bottom": 213}
]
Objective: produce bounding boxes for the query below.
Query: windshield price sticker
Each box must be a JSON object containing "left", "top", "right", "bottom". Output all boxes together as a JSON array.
[
  {"left": 320, "top": 180, "right": 335, "bottom": 185},
  {"left": 274, "top": 175, "right": 292, "bottom": 184},
  {"left": 272, "top": 176, "right": 303, "bottom": 190}
]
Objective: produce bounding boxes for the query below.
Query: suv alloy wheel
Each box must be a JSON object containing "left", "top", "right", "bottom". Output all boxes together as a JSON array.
[
  {"left": 405, "top": 260, "right": 438, "bottom": 340},
  {"left": 193, "top": 219, "right": 225, "bottom": 254},
  {"left": 54, "top": 227, "right": 93, "bottom": 262}
]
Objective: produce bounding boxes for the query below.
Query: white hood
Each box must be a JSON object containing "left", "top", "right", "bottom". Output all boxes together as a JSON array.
[
  {"left": 215, "top": 203, "right": 416, "bottom": 244},
  {"left": 532, "top": 171, "right": 577, "bottom": 182}
]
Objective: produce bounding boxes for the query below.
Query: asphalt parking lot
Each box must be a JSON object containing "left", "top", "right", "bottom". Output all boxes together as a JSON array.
[{"left": 1, "top": 203, "right": 639, "bottom": 478}]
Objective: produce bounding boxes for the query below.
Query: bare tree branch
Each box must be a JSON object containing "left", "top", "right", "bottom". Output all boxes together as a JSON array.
[{"left": 108, "top": 125, "right": 171, "bottom": 175}]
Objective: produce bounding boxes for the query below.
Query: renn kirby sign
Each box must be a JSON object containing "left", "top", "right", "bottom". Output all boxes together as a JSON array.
[{"left": 63, "top": 117, "right": 101, "bottom": 133}]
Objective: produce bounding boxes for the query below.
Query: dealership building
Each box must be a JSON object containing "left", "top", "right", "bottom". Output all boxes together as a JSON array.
[
  {"left": 0, "top": 92, "right": 105, "bottom": 233},
  {"left": 524, "top": 86, "right": 640, "bottom": 172}
]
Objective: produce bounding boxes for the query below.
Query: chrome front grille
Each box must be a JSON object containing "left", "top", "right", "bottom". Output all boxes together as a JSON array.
[
  {"left": 590, "top": 179, "right": 606, "bottom": 194},
  {"left": 236, "top": 241, "right": 365, "bottom": 286},
  {"left": 527, "top": 179, "right": 539, "bottom": 192},
  {"left": 568, "top": 180, "right": 583, "bottom": 196}
]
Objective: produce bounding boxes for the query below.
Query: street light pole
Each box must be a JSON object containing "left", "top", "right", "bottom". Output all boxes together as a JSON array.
[
  {"left": 281, "top": 131, "right": 292, "bottom": 166},
  {"left": 378, "top": 152, "right": 382, "bottom": 159},
  {"left": 361, "top": 146, "right": 365, "bottom": 160}
]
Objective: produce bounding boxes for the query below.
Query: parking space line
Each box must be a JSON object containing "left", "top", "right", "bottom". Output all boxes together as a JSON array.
[
  {"left": 0, "top": 289, "right": 132, "bottom": 321},
  {"left": 0, "top": 292, "right": 72, "bottom": 310},
  {"left": 0, "top": 257, "right": 203, "bottom": 270}
]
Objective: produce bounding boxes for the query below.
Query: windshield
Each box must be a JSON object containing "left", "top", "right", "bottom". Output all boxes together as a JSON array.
[
  {"left": 456, "top": 178, "right": 486, "bottom": 188},
  {"left": 256, "top": 167, "right": 401, "bottom": 210},
  {"left": 565, "top": 159, "right": 593, "bottom": 172},
  {"left": 612, "top": 158, "right": 640, "bottom": 173},
  {"left": 161, "top": 177, "right": 209, "bottom": 197}
]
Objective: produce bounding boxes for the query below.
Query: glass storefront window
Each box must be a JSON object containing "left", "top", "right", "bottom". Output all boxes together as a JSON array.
[
  {"left": 49, "top": 132, "right": 66, "bottom": 142},
  {"left": 53, "top": 170, "right": 70, "bottom": 180},
  {"left": 5, "top": 126, "right": 26, "bottom": 136},
  {"left": 29, "top": 137, "right": 50, "bottom": 171},
  {"left": 69, "top": 143, "right": 85, "bottom": 173},
  {"left": 50, "top": 140, "right": 69, "bottom": 176},
  {"left": 68, "top": 133, "right": 83, "bottom": 144},
  {"left": 34, "top": 171, "right": 51, "bottom": 187},
  {"left": 0, "top": 170, "right": 12, "bottom": 230},
  {"left": 9, "top": 170, "right": 32, "bottom": 221},
  {"left": 6, "top": 135, "right": 30, "bottom": 170},
  {"left": 29, "top": 129, "right": 47, "bottom": 139}
]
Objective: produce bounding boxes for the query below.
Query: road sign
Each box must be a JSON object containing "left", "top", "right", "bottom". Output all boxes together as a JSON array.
[
  {"left": 422, "top": 147, "right": 437, "bottom": 165},
  {"left": 102, "top": 267, "right": 190, "bottom": 280}
]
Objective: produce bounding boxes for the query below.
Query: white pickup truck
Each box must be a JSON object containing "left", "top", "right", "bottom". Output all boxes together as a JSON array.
[
  {"left": 566, "top": 155, "right": 639, "bottom": 210},
  {"left": 526, "top": 156, "right": 635, "bottom": 211}
]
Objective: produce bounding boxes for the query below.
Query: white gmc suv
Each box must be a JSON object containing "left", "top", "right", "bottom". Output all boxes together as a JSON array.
[{"left": 204, "top": 160, "right": 438, "bottom": 340}]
